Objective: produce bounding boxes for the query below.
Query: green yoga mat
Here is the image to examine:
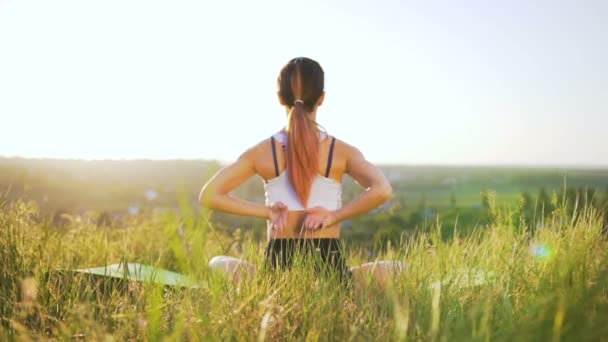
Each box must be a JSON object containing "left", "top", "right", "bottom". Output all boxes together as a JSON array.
[{"left": 72, "top": 263, "right": 201, "bottom": 288}]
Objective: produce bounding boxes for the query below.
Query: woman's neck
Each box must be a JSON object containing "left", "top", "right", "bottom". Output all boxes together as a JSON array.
[{"left": 285, "top": 108, "right": 318, "bottom": 122}]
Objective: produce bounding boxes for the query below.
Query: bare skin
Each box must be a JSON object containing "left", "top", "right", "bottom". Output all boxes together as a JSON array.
[{"left": 200, "top": 94, "right": 404, "bottom": 289}]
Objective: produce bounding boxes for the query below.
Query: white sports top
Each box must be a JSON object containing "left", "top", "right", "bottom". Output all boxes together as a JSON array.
[{"left": 263, "top": 131, "right": 342, "bottom": 211}]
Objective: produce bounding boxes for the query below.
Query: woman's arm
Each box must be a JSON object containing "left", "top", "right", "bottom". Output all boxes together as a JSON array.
[
  {"left": 199, "top": 147, "right": 287, "bottom": 229},
  {"left": 304, "top": 146, "right": 393, "bottom": 230},
  {"left": 334, "top": 147, "right": 393, "bottom": 222}
]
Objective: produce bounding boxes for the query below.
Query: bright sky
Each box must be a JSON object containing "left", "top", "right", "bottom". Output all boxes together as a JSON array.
[{"left": 1, "top": 0, "right": 606, "bottom": 166}]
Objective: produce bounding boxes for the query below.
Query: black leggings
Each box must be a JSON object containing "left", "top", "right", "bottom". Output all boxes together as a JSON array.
[{"left": 264, "top": 238, "right": 352, "bottom": 282}]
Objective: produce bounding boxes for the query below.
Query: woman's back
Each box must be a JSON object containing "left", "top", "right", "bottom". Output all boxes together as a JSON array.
[
  {"left": 252, "top": 131, "right": 349, "bottom": 239},
  {"left": 264, "top": 130, "right": 341, "bottom": 210}
]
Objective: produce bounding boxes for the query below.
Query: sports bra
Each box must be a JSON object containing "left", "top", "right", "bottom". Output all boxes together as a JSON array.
[{"left": 264, "top": 132, "right": 342, "bottom": 211}]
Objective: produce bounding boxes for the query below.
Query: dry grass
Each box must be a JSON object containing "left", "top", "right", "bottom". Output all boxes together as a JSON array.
[{"left": 1, "top": 195, "right": 607, "bottom": 341}]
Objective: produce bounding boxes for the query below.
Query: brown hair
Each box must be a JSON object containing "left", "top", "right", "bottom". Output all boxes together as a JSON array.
[{"left": 277, "top": 57, "right": 325, "bottom": 206}]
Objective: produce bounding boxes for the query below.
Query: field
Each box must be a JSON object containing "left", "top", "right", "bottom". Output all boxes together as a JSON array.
[
  {"left": 1, "top": 158, "right": 608, "bottom": 340},
  {"left": 3, "top": 158, "right": 608, "bottom": 244}
]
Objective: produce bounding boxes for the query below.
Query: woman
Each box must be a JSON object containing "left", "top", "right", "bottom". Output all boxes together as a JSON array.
[{"left": 200, "top": 57, "right": 403, "bottom": 288}]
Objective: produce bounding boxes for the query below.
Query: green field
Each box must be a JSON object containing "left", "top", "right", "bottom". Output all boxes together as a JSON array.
[
  {"left": 3, "top": 158, "right": 608, "bottom": 211},
  {"left": 2, "top": 158, "right": 608, "bottom": 245},
  {"left": 1, "top": 158, "right": 608, "bottom": 339},
  {"left": 2, "top": 195, "right": 608, "bottom": 340}
]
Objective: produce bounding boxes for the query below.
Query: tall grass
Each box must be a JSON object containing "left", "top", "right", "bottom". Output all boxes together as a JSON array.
[{"left": 1, "top": 194, "right": 607, "bottom": 341}]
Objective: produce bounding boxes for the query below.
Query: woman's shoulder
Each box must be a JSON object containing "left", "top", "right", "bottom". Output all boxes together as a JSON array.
[
  {"left": 243, "top": 136, "right": 274, "bottom": 156},
  {"left": 233, "top": 136, "right": 273, "bottom": 163},
  {"left": 330, "top": 136, "right": 364, "bottom": 159},
  {"left": 240, "top": 134, "right": 363, "bottom": 161}
]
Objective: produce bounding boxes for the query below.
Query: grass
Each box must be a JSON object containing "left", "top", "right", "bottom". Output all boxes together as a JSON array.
[{"left": 1, "top": 194, "right": 608, "bottom": 341}]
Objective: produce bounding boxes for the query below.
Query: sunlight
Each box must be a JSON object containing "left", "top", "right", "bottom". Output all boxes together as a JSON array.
[
  {"left": 1, "top": 1, "right": 606, "bottom": 165},
  {"left": 531, "top": 243, "right": 555, "bottom": 262}
]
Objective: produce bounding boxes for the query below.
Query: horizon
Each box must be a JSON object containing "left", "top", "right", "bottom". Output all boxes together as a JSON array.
[{"left": 2, "top": 154, "right": 608, "bottom": 170}]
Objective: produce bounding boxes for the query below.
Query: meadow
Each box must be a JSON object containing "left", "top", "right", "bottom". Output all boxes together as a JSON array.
[
  {"left": 1, "top": 194, "right": 608, "bottom": 340},
  {"left": 1, "top": 159, "right": 608, "bottom": 340}
]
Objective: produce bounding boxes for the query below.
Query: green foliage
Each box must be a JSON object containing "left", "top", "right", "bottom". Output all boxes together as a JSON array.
[
  {"left": 1, "top": 195, "right": 608, "bottom": 340},
  {"left": 2, "top": 159, "right": 608, "bottom": 339}
]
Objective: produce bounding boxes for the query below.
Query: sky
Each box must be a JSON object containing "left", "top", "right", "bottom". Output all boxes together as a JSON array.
[{"left": 0, "top": 0, "right": 606, "bottom": 166}]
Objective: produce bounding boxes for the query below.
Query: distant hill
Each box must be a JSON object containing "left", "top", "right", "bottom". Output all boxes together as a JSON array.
[
  {"left": 0, "top": 157, "right": 222, "bottom": 213},
  {"left": 1, "top": 157, "right": 607, "bottom": 216}
]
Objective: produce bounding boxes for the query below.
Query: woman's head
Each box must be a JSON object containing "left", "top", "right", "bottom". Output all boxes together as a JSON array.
[
  {"left": 277, "top": 57, "right": 325, "bottom": 207},
  {"left": 277, "top": 57, "right": 325, "bottom": 112}
]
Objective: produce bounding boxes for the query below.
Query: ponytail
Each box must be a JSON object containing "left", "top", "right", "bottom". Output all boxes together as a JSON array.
[{"left": 286, "top": 66, "right": 320, "bottom": 207}]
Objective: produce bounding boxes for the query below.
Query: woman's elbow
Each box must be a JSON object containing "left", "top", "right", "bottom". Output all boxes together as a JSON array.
[
  {"left": 376, "top": 182, "right": 393, "bottom": 203},
  {"left": 199, "top": 184, "right": 216, "bottom": 209}
]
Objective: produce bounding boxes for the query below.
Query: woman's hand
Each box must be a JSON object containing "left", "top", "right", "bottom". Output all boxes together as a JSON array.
[
  {"left": 268, "top": 202, "right": 288, "bottom": 231},
  {"left": 303, "top": 206, "right": 337, "bottom": 231}
]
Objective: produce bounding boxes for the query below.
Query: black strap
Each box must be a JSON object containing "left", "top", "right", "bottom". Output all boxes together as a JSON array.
[
  {"left": 325, "top": 137, "right": 336, "bottom": 178},
  {"left": 270, "top": 136, "right": 279, "bottom": 177}
]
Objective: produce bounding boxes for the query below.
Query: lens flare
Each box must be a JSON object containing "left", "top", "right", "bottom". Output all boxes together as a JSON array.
[{"left": 531, "top": 243, "right": 554, "bottom": 261}]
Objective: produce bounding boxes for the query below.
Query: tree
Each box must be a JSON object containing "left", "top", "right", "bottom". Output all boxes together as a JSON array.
[{"left": 408, "top": 211, "right": 423, "bottom": 230}]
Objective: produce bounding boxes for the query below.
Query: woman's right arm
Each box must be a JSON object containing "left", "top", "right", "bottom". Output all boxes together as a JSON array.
[
  {"left": 304, "top": 145, "right": 393, "bottom": 229},
  {"left": 199, "top": 146, "right": 287, "bottom": 229}
]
